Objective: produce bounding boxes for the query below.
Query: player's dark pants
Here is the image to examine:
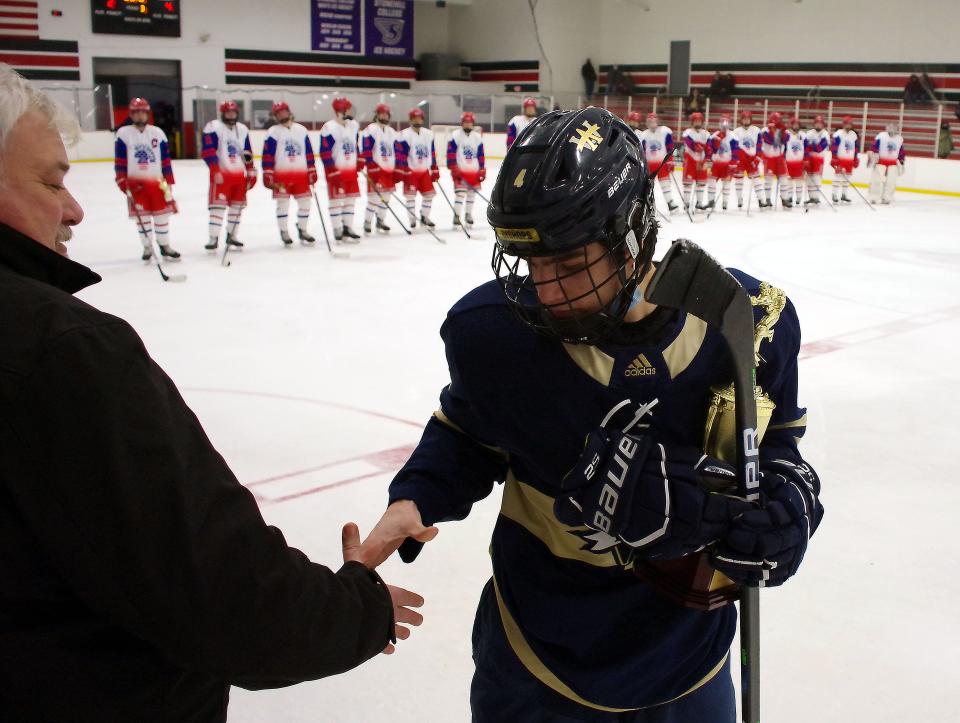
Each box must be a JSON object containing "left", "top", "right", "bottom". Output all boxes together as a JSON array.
[{"left": 470, "top": 580, "right": 736, "bottom": 723}]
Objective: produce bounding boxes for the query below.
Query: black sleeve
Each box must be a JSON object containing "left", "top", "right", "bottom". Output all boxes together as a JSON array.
[{"left": 1, "top": 322, "right": 393, "bottom": 689}]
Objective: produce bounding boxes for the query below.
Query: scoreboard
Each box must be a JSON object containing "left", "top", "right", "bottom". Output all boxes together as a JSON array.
[{"left": 91, "top": 0, "right": 181, "bottom": 38}]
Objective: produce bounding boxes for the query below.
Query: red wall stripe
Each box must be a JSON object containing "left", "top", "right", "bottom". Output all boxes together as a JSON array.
[
  {"left": 225, "top": 61, "right": 414, "bottom": 79},
  {"left": 0, "top": 52, "right": 78, "bottom": 67}
]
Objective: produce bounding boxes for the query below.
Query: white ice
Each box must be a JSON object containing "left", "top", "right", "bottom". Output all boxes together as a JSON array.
[{"left": 63, "top": 159, "right": 960, "bottom": 723}]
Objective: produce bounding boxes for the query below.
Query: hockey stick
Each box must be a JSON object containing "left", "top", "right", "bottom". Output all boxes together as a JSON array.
[
  {"left": 127, "top": 189, "right": 186, "bottom": 283},
  {"left": 311, "top": 187, "right": 350, "bottom": 259},
  {"left": 840, "top": 172, "right": 878, "bottom": 212},
  {"left": 362, "top": 169, "right": 412, "bottom": 236},
  {"left": 435, "top": 180, "right": 471, "bottom": 239},
  {"left": 462, "top": 179, "right": 491, "bottom": 205},
  {"left": 670, "top": 171, "right": 698, "bottom": 223},
  {"left": 645, "top": 239, "right": 760, "bottom": 723},
  {"left": 802, "top": 172, "right": 837, "bottom": 213},
  {"left": 379, "top": 173, "right": 446, "bottom": 245}
]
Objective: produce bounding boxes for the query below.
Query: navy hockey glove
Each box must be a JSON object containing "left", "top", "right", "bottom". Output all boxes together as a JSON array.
[
  {"left": 709, "top": 458, "right": 823, "bottom": 588},
  {"left": 555, "top": 430, "right": 752, "bottom": 560}
]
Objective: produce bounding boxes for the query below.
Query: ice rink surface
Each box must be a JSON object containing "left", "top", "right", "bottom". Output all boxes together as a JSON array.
[{"left": 65, "top": 159, "right": 960, "bottom": 722}]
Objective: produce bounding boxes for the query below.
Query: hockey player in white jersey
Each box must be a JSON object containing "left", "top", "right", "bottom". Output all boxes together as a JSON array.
[
  {"left": 868, "top": 123, "right": 906, "bottom": 204},
  {"left": 681, "top": 112, "right": 710, "bottom": 211},
  {"left": 830, "top": 115, "right": 859, "bottom": 203},
  {"left": 759, "top": 112, "right": 790, "bottom": 208},
  {"left": 732, "top": 110, "right": 763, "bottom": 208},
  {"left": 706, "top": 115, "right": 739, "bottom": 210},
  {"left": 804, "top": 115, "right": 829, "bottom": 206},
  {"left": 446, "top": 111, "right": 485, "bottom": 227},
  {"left": 114, "top": 97, "right": 180, "bottom": 261},
  {"left": 360, "top": 103, "right": 398, "bottom": 234},
  {"left": 638, "top": 112, "right": 678, "bottom": 211},
  {"left": 319, "top": 96, "right": 362, "bottom": 241},
  {"left": 396, "top": 108, "right": 439, "bottom": 228},
  {"left": 262, "top": 101, "right": 317, "bottom": 246},
  {"left": 783, "top": 116, "right": 808, "bottom": 208},
  {"left": 201, "top": 100, "right": 256, "bottom": 251},
  {"left": 506, "top": 97, "right": 538, "bottom": 149}
]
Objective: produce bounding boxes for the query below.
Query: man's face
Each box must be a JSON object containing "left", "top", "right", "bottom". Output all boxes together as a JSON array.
[
  {"left": 222, "top": 110, "right": 238, "bottom": 125},
  {"left": 462, "top": 120, "right": 474, "bottom": 131},
  {"left": 524, "top": 104, "right": 537, "bottom": 118},
  {"left": 646, "top": 117, "right": 657, "bottom": 130},
  {"left": 629, "top": 120, "right": 640, "bottom": 130},
  {"left": 377, "top": 112, "right": 391, "bottom": 125},
  {"left": 411, "top": 117, "right": 423, "bottom": 129},
  {"left": 0, "top": 111, "right": 84, "bottom": 256},
  {"left": 131, "top": 110, "right": 149, "bottom": 127},
  {"left": 276, "top": 110, "right": 292, "bottom": 125},
  {"left": 526, "top": 241, "right": 626, "bottom": 319}
]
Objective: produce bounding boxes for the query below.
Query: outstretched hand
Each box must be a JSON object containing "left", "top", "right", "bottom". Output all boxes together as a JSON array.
[
  {"left": 342, "top": 522, "right": 427, "bottom": 653},
  {"left": 354, "top": 501, "right": 438, "bottom": 570}
]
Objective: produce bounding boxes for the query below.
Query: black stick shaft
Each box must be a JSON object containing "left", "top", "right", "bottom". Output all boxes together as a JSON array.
[{"left": 435, "top": 181, "right": 471, "bottom": 238}]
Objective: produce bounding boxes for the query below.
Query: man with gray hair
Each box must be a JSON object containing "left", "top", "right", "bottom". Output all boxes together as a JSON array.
[{"left": 0, "top": 64, "right": 427, "bottom": 722}]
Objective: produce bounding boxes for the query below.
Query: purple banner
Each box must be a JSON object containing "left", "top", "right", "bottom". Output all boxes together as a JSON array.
[
  {"left": 311, "top": 0, "right": 362, "bottom": 55},
  {"left": 365, "top": 0, "right": 413, "bottom": 60}
]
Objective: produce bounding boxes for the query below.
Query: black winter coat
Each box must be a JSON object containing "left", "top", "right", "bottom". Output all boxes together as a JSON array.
[{"left": 0, "top": 224, "right": 393, "bottom": 722}]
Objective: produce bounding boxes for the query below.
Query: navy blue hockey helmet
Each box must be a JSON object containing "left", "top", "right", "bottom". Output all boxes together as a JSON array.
[{"left": 488, "top": 106, "right": 657, "bottom": 345}]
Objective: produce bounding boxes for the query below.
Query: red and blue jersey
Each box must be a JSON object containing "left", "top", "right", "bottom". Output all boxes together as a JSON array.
[
  {"left": 447, "top": 128, "right": 485, "bottom": 173},
  {"left": 707, "top": 131, "right": 739, "bottom": 163},
  {"left": 831, "top": 129, "right": 858, "bottom": 161},
  {"left": 114, "top": 124, "right": 174, "bottom": 184},
  {"left": 759, "top": 127, "right": 786, "bottom": 157},
  {"left": 872, "top": 131, "right": 906, "bottom": 165},
  {"left": 319, "top": 118, "right": 360, "bottom": 172},
  {"left": 262, "top": 122, "right": 315, "bottom": 173},
  {"left": 361, "top": 122, "right": 398, "bottom": 172},
  {"left": 396, "top": 127, "right": 438, "bottom": 173},
  {"left": 784, "top": 130, "right": 807, "bottom": 163},
  {"left": 201, "top": 119, "right": 253, "bottom": 177}
]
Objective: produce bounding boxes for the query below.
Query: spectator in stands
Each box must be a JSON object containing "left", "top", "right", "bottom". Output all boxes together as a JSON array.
[
  {"left": 709, "top": 72, "right": 726, "bottom": 99},
  {"left": 686, "top": 88, "right": 705, "bottom": 115},
  {"left": 956, "top": 100, "right": 960, "bottom": 122},
  {"left": 903, "top": 74, "right": 928, "bottom": 104},
  {"left": 937, "top": 122, "right": 954, "bottom": 159},
  {"left": 920, "top": 73, "right": 938, "bottom": 100},
  {"left": 581, "top": 59, "right": 597, "bottom": 99},
  {"left": 607, "top": 65, "right": 623, "bottom": 95},
  {"left": 722, "top": 72, "right": 737, "bottom": 96},
  {"left": 616, "top": 69, "right": 633, "bottom": 95}
]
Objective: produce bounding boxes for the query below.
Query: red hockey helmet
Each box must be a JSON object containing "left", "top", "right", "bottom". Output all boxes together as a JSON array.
[
  {"left": 767, "top": 111, "right": 783, "bottom": 127},
  {"left": 522, "top": 97, "right": 538, "bottom": 109},
  {"left": 332, "top": 96, "right": 352, "bottom": 114},
  {"left": 375, "top": 102, "right": 391, "bottom": 117},
  {"left": 814, "top": 114, "right": 824, "bottom": 125},
  {"left": 740, "top": 110, "right": 753, "bottom": 120},
  {"left": 129, "top": 97, "right": 151, "bottom": 112},
  {"left": 627, "top": 111, "right": 642, "bottom": 123},
  {"left": 719, "top": 113, "right": 732, "bottom": 127},
  {"left": 271, "top": 101, "right": 290, "bottom": 116},
  {"left": 647, "top": 112, "right": 658, "bottom": 121},
  {"left": 842, "top": 115, "right": 854, "bottom": 125},
  {"left": 461, "top": 111, "right": 476, "bottom": 124},
  {"left": 690, "top": 112, "right": 704, "bottom": 124},
  {"left": 219, "top": 100, "right": 238, "bottom": 115},
  {"left": 409, "top": 107, "right": 425, "bottom": 120}
]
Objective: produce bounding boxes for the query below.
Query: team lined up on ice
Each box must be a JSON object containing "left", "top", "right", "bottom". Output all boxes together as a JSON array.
[
  {"left": 114, "top": 95, "right": 502, "bottom": 260},
  {"left": 629, "top": 109, "right": 907, "bottom": 214}
]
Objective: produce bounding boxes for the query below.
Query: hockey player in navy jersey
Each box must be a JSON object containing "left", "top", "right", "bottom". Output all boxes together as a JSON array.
[{"left": 360, "top": 107, "right": 824, "bottom": 721}]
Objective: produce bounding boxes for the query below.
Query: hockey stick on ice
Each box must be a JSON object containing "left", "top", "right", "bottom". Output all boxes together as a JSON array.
[
  {"left": 839, "top": 172, "right": 878, "bottom": 212},
  {"left": 311, "top": 187, "right": 350, "bottom": 259},
  {"left": 375, "top": 172, "right": 446, "bottom": 245},
  {"left": 645, "top": 239, "right": 761, "bottom": 723},
  {"left": 670, "top": 170, "right": 698, "bottom": 224},
  {"left": 462, "top": 179, "right": 491, "bottom": 205},
  {"left": 127, "top": 189, "right": 186, "bottom": 283},
  {"left": 802, "top": 172, "right": 837, "bottom": 213},
  {"left": 435, "top": 180, "right": 471, "bottom": 238}
]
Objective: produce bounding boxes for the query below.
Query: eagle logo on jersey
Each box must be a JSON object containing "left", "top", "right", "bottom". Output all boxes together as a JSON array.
[
  {"left": 378, "top": 141, "right": 392, "bottom": 158},
  {"left": 647, "top": 141, "right": 662, "bottom": 153},
  {"left": 284, "top": 139, "right": 302, "bottom": 158},
  {"left": 463, "top": 148, "right": 475, "bottom": 160},
  {"left": 226, "top": 140, "right": 240, "bottom": 161},
  {"left": 569, "top": 121, "right": 604, "bottom": 152},
  {"left": 342, "top": 139, "right": 356, "bottom": 155},
  {"left": 373, "top": 17, "right": 405, "bottom": 46},
  {"left": 414, "top": 145, "right": 429, "bottom": 160},
  {"left": 133, "top": 144, "right": 157, "bottom": 165}
]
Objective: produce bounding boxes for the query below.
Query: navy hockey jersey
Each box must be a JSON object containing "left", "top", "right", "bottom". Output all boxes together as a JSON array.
[{"left": 389, "top": 270, "right": 808, "bottom": 712}]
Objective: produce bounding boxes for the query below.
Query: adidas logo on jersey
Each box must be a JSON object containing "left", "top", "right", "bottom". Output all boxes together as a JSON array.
[{"left": 625, "top": 354, "right": 656, "bottom": 377}]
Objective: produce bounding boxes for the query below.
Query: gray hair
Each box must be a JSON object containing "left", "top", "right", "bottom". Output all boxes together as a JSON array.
[{"left": 0, "top": 63, "right": 81, "bottom": 157}]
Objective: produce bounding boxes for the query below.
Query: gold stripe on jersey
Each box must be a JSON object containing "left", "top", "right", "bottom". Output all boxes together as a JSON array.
[
  {"left": 434, "top": 405, "right": 509, "bottom": 459},
  {"left": 499, "top": 471, "right": 619, "bottom": 568},
  {"left": 662, "top": 313, "right": 709, "bottom": 379},
  {"left": 767, "top": 412, "right": 808, "bottom": 432},
  {"left": 492, "top": 577, "right": 729, "bottom": 712},
  {"left": 561, "top": 343, "right": 615, "bottom": 386}
]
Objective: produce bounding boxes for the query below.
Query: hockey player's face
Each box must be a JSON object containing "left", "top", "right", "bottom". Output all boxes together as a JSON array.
[
  {"left": 411, "top": 118, "right": 423, "bottom": 128},
  {"left": 526, "top": 242, "right": 624, "bottom": 318},
  {"left": 462, "top": 121, "right": 474, "bottom": 131},
  {"left": 131, "top": 110, "right": 148, "bottom": 127},
  {"left": 525, "top": 105, "right": 537, "bottom": 117},
  {"left": 646, "top": 119, "right": 656, "bottom": 130},
  {"left": 222, "top": 111, "right": 238, "bottom": 125},
  {"left": 0, "top": 111, "right": 84, "bottom": 256},
  {"left": 276, "top": 111, "right": 292, "bottom": 125}
]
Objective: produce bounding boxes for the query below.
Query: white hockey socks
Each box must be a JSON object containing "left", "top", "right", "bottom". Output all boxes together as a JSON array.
[
  {"left": 454, "top": 188, "right": 466, "bottom": 218},
  {"left": 404, "top": 193, "right": 416, "bottom": 222},
  {"left": 276, "top": 197, "right": 291, "bottom": 233},
  {"left": 153, "top": 212, "right": 171, "bottom": 248},
  {"left": 226, "top": 206, "right": 242, "bottom": 239},
  {"left": 421, "top": 193, "right": 434, "bottom": 221},
  {"left": 340, "top": 197, "right": 355, "bottom": 230},
  {"left": 135, "top": 216, "right": 153, "bottom": 248},
  {"left": 659, "top": 178, "right": 675, "bottom": 205},
  {"left": 208, "top": 207, "right": 224, "bottom": 244},
  {"left": 296, "top": 196, "right": 311, "bottom": 232}
]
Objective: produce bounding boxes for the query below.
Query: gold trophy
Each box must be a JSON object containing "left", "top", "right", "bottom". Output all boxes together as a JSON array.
[{"left": 633, "top": 282, "right": 786, "bottom": 610}]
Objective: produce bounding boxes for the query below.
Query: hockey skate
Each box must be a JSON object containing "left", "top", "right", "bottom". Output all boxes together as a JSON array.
[
  {"left": 159, "top": 245, "right": 181, "bottom": 259},
  {"left": 280, "top": 230, "right": 293, "bottom": 246},
  {"left": 465, "top": 212, "right": 474, "bottom": 226},
  {"left": 667, "top": 202, "right": 679, "bottom": 212},
  {"left": 420, "top": 214, "right": 436, "bottom": 228},
  {"left": 225, "top": 233, "right": 243, "bottom": 248},
  {"left": 204, "top": 239, "right": 218, "bottom": 250},
  {"left": 141, "top": 248, "right": 153, "bottom": 261},
  {"left": 363, "top": 221, "right": 372, "bottom": 234},
  {"left": 841, "top": 195, "right": 852, "bottom": 203},
  {"left": 341, "top": 227, "right": 361, "bottom": 241},
  {"left": 453, "top": 214, "right": 462, "bottom": 226},
  {"left": 782, "top": 198, "right": 793, "bottom": 209},
  {"left": 298, "top": 228, "right": 317, "bottom": 244},
  {"left": 376, "top": 218, "right": 391, "bottom": 232},
  {"left": 407, "top": 216, "right": 417, "bottom": 228}
]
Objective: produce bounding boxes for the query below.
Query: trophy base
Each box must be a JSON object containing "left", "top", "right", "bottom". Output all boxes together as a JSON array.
[{"left": 633, "top": 555, "right": 740, "bottom": 612}]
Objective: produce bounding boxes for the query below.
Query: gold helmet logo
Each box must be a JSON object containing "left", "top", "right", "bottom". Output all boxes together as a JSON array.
[{"left": 569, "top": 121, "right": 604, "bottom": 153}]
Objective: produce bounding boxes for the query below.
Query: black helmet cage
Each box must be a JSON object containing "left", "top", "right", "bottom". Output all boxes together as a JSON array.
[{"left": 490, "top": 109, "right": 658, "bottom": 345}]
